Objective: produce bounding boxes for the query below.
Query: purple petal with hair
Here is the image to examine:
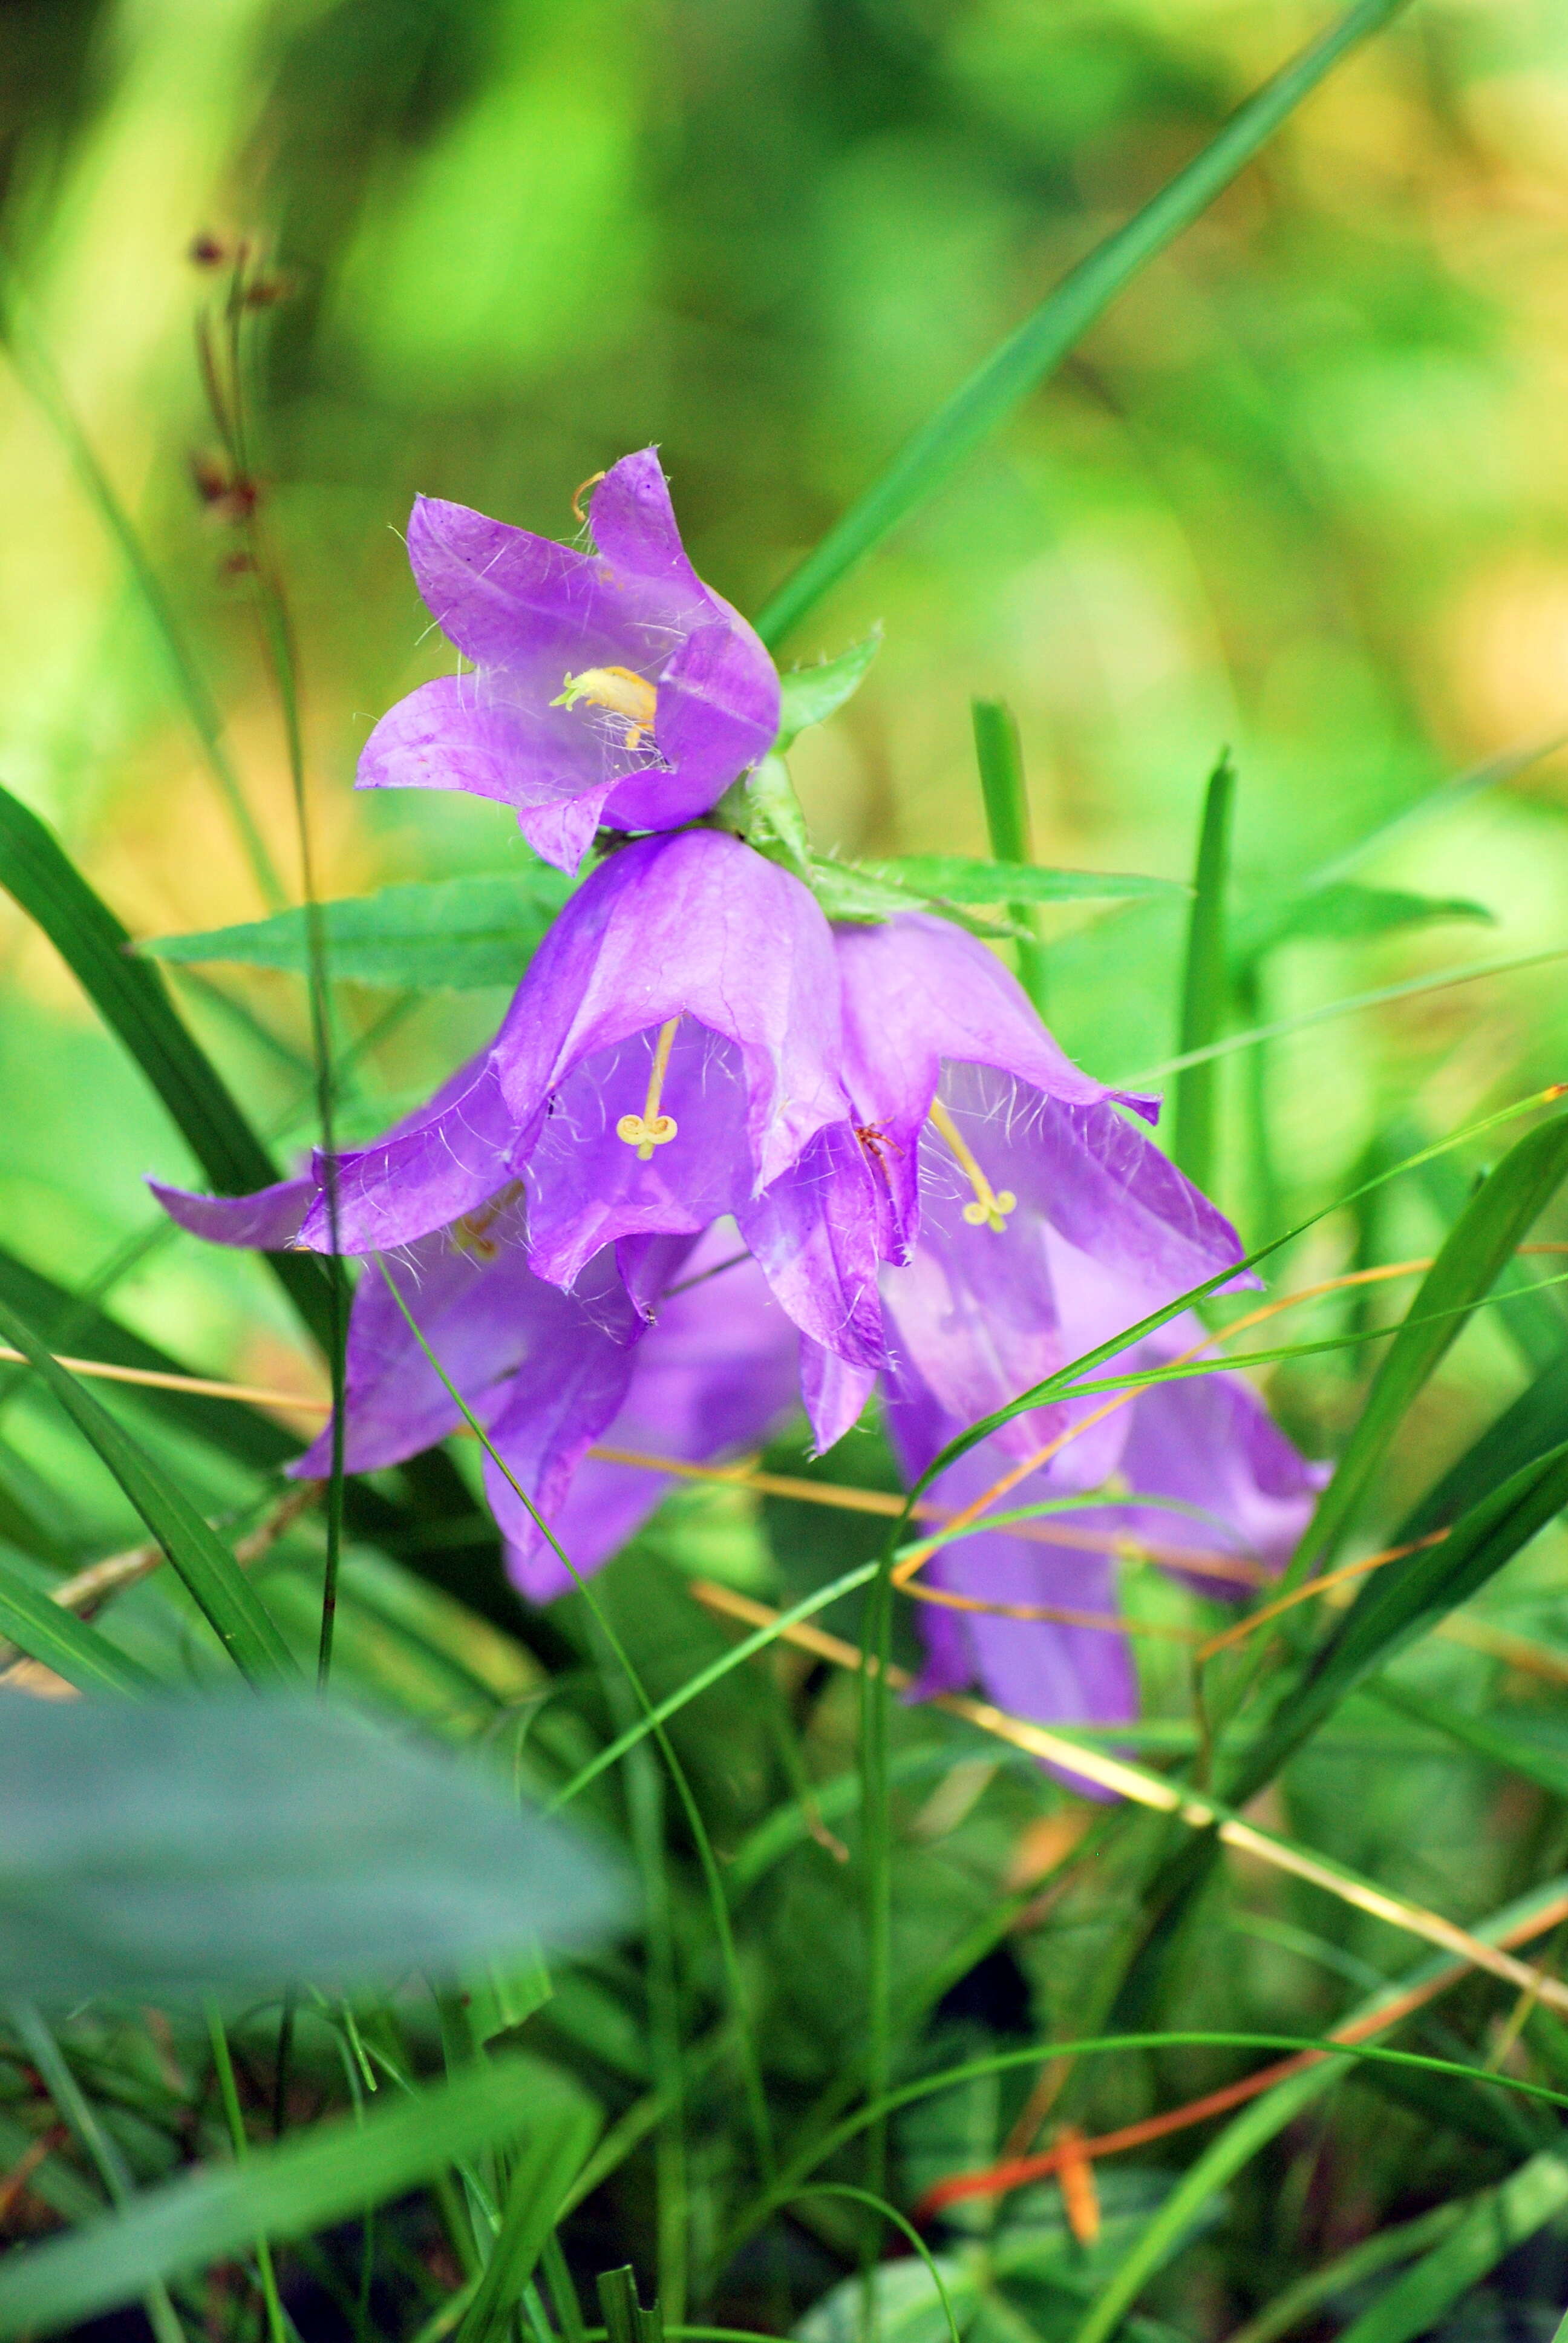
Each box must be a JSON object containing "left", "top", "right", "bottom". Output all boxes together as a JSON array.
[
  {"left": 494, "top": 828, "right": 847, "bottom": 1190},
  {"left": 151, "top": 1173, "right": 314, "bottom": 1251},
  {"left": 358, "top": 451, "right": 779, "bottom": 871},
  {"left": 508, "top": 1227, "right": 800, "bottom": 1600}
]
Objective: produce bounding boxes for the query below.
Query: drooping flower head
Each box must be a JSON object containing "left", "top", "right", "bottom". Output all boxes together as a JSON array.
[
  {"left": 156, "top": 827, "right": 889, "bottom": 1438},
  {"left": 358, "top": 450, "right": 780, "bottom": 873}
]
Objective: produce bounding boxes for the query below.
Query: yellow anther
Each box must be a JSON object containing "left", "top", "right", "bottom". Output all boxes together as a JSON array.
[
  {"left": 616, "top": 1017, "right": 681, "bottom": 1161},
  {"left": 550, "top": 664, "right": 658, "bottom": 751},
  {"left": 451, "top": 1181, "right": 524, "bottom": 1259},
  {"left": 928, "top": 1096, "right": 1016, "bottom": 1234}
]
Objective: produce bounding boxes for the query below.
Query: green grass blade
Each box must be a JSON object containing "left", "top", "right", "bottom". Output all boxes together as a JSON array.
[
  {"left": 753, "top": 0, "right": 1413, "bottom": 645},
  {"left": 0, "top": 1293, "right": 298, "bottom": 1683},
  {"left": 0, "top": 2056, "right": 593, "bottom": 2341},
  {"left": 1288, "top": 1110, "right": 1568, "bottom": 1580},
  {"left": 1368, "top": 1678, "right": 1568, "bottom": 1801},
  {"left": 1226, "top": 2203, "right": 1468, "bottom": 2343},
  {"left": 0, "top": 1242, "right": 298, "bottom": 1475},
  {"left": 970, "top": 699, "right": 1048, "bottom": 1011},
  {"left": 1333, "top": 2150, "right": 1568, "bottom": 2343},
  {"left": 0, "top": 782, "right": 333, "bottom": 1351},
  {"left": 451, "top": 2102, "right": 600, "bottom": 2343},
  {"left": 1231, "top": 1438, "right": 1568, "bottom": 1804},
  {"left": 1399, "top": 1348, "right": 1568, "bottom": 1543},
  {"left": 1063, "top": 1880, "right": 1568, "bottom": 2343},
  {"left": 0, "top": 1556, "right": 154, "bottom": 1692},
  {"left": 1172, "top": 752, "right": 1235, "bottom": 1191}
]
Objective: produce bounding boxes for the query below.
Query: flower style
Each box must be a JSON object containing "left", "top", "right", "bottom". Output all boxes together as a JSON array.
[{"left": 358, "top": 449, "right": 780, "bottom": 873}]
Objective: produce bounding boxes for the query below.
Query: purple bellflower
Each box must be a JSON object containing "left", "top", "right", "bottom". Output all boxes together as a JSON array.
[
  {"left": 886, "top": 1260, "right": 1325, "bottom": 1774},
  {"left": 357, "top": 449, "right": 781, "bottom": 874},
  {"left": 155, "top": 826, "right": 887, "bottom": 1418}
]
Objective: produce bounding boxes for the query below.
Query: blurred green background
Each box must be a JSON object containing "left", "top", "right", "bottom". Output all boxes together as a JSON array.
[{"left": 1, "top": 0, "right": 1566, "bottom": 1464}]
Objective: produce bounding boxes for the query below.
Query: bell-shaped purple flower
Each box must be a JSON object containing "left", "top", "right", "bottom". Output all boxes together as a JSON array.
[
  {"left": 155, "top": 828, "right": 886, "bottom": 1391},
  {"left": 358, "top": 450, "right": 781, "bottom": 873},
  {"left": 829, "top": 913, "right": 1256, "bottom": 1459},
  {"left": 292, "top": 1213, "right": 800, "bottom": 1596},
  {"left": 886, "top": 1234, "right": 1325, "bottom": 1781}
]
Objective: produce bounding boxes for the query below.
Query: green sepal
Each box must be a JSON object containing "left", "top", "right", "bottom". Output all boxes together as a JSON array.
[
  {"left": 713, "top": 752, "right": 814, "bottom": 877},
  {"left": 773, "top": 629, "right": 881, "bottom": 752}
]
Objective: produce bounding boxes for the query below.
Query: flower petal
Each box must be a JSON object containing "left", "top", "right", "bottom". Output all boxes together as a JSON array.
[
  {"left": 736, "top": 1123, "right": 886, "bottom": 1369},
  {"left": 511, "top": 1230, "right": 800, "bottom": 1599},
  {"left": 297, "top": 1058, "right": 522, "bottom": 1254},
  {"left": 149, "top": 1174, "right": 314, "bottom": 1251},
  {"left": 601, "top": 616, "right": 779, "bottom": 832},
  {"left": 494, "top": 828, "right": 848, "bottom": 1194}
]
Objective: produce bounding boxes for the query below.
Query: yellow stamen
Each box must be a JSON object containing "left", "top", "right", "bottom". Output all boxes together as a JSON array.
[
  {"left": 928, "top": 1096, "right": 1016, "bottom": 1233},
  {"left": 550, "top": 664, "right": 658, "bottom": 751},
  {"left": 616, "top": 1017, "right": 681, "bottom": 1161}
]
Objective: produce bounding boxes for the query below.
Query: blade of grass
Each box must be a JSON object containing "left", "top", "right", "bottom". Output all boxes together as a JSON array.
[
  {"left": 970, "top": 700, "right": 1047, "bottom": 1011},
  {"left": 754, "top": 0, "right": 1414, "bottom": 645},
  {"left": 1060, "top": 1879, "right": 1568, "bottom": 2343},
  {"left": 1286, "top": 1112, "right": 1568, "bottom": 1587},
  {"left": 1331, "top": 2149, "right": 1568, "bottom": 2343},
  {"left": 0, "top": 781, "right": 333, "bottom": 1351},
  {"left": 0, "top": 2056, "right": 592, "bottom": 2341},
  {"left": 0, "top": 1556, "right": 155, "bottom": 1693},
  {"left": 0, "top": 1292, "right": 298, "bottom": 1683},
  {"left": 1225, "top": 2202, "right": 1468, "bottom": 2343},
  {"left": 451, "top": 2099, "right": 600, "bottom": 2343},
  {"left": 1120, "top": 940, "right": 1568, "bottom": 1089},
  {"left": 10, "top": 2005, "right": 187, "bottom": 2343},
  {"left": 1171, "top": 753, "right": 1234, "bottom": 1193},
  {"left": 206, "top": 2008, "right": 287, "bottom": 2343}
]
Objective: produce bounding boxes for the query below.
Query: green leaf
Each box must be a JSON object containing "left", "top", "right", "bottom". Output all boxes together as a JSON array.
[
  {"left": 754, "top": 0, "right": 1415, "bottom": 645},
  {"left": 1225, "top": 2203, "right": 1468, "bottom": 2343},
  {"left": 139, "top": 872, "right": 573, "bottom": 992},
  {"left": 0, "top": 781, "right": 332, "bottom": 1349},
  {"left": 806, "top": 858, "right": 933, "bottom": 923},
  {"left": 452, "top": 2097, "right": 601, "bottom": 2343},
  {"left": 0, "top": 1291, "right": 299, "bottom": 1683},
  {"left": 1290, "top": 1110, "right": 1568, "bottom": 1578},
  {"left": 1233, "top": 882, "right": 1492, "bottom": 966},
  {"left": 0, "top": 1694, "right": 627, "bottom": 2002},
  {"left": 861, "top": 855, "right": 1184, "bottom": 906},
  {"left": 1332, "top": 2149, "right": 1568, "bottom": 2343},
  {"left": 0, "top": 1555, "right": 154, "bottom": 1692},
  {"left": 0, "top": 2052, "right": 599, "bottom": 2339},
  {"left": 1172, "top": 752, "right": 1235, "bottom": 1193},
  {"left": 775, "top": 632, "right": 881, "bottom": 750}
]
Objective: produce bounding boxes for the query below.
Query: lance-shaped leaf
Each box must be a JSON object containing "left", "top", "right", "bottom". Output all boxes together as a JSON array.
[
  {"left": 139, "top": 871, "right": 572, "bottom": 993},
  {"left": 1232, "top": 882, "right": 1492, "bottom": 968},
  {"left": 1332, "top": 2149, "right": 1568, "bottom": 2343},
  {"left": 0, "top": 2050, "right": 599, "bottom": 2339},
  {"left": 0, "top": 782, "right": 332, "bottom": 1349},
  {"left": 862, "top": 855, "right": 1184, "bottom": 906},
  {"left": 0, "top": 1293, "right": 298, "bottom": 1684},
  {"left": 0, "top": 1694, "right": 626, "bottom": 2004}
]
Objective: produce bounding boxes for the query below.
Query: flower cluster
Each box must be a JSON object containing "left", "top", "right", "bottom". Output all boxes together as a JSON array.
[{"left": 157, "top": 449, "right": 1321, "bottom": 1752}]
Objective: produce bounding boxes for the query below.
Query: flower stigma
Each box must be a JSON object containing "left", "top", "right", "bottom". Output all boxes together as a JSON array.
[
  {"left": 616, "top": 1017, "right": 682, "bottom": 1161},
  {"left": 550, "top": 664, "right": 658, "bottom": 752},
  {"left": 927, "top": 1096, "right": 1016, "bottom": 1233}
]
